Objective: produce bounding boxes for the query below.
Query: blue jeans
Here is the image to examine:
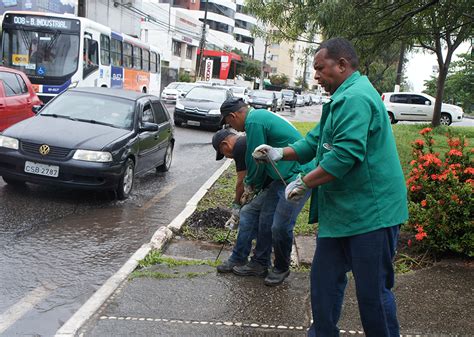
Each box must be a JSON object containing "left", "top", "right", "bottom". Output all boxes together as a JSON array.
[{"left": 308, "top": 225, "right": 400, "bottom": 337}]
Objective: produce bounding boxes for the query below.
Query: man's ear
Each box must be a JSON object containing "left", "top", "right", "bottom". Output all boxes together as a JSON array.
[{"left": 337, "top": 57, "right": 349, "bottom": 73}]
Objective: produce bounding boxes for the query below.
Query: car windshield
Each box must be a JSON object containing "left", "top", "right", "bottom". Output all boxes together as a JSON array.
[
  {"left": 2, "top": 28, "right": 80, "bottom": 78},
  {"left": 185, "top": 87, "right": 227, "bottom": 102},
  {"left": 177, "top": 83, "right": 194, "bottom": 92},
  {"left": 231, "top": 87, "right": 245, "bottom": 94},
  {"left": 281, "top": 90, "right": 294, "bottom": 96},
  {"left": 40, "top": 91, "right": 135, "bottom": 129},
  {"left": 252, "top": 91, "right": 274, "bottom": 99},
  {"left": 166, "top": 83, "right": 179, "bottom": 89}
]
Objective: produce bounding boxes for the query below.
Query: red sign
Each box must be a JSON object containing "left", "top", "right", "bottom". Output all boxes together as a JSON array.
[{"left": 204, "top": 59, "right": 213, "bottom": 81}]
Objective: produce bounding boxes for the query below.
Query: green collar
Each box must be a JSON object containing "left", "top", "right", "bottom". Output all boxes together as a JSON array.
[
  {"left": 244, "top": 106, "right": 255, "bottom": 124},
  {"left": 330, "top": 71, "right": 361, "bottom": 100}
]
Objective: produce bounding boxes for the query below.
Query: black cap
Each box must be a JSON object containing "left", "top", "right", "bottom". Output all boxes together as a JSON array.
[
  {"left": 220, "top": 97, "right": 246, "bottom": 125},
  {"left": 212, "top": 129, "right": 234, "bottom": 160}
]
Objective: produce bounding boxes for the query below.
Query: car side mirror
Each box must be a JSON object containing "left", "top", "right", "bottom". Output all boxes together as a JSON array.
[
  {"left": 140, "top": 122, "right": 159, "bottom": 132},
  {"left": 32, "top": 105, "right": 43, "bottom": 114},
  {"left": 180, "top": 92, "right": 186, "bottom": 98},
  {"left": 425, "top": 101, "right": 431, "bottom": 106}
]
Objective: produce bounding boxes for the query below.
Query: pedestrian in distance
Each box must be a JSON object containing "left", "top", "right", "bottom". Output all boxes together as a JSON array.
[
  {"left": 220, "top": 97, "right": 314, "bottom": 286},
  {"left": 253, "top": 38, "right": 408, "bottom": 336}
]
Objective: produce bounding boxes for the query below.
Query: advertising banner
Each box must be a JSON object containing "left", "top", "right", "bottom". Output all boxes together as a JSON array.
[
  {"left": 204, "top": 59, "right": 213, "bottom": 82},
  {"left": 219, "top": 55, "right": 231, "bottom": 80}
]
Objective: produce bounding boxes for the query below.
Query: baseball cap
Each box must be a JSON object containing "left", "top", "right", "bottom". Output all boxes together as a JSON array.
[
  {"left": 220, "top": 97, "right": 247, "bottom": 125},
  {"left": 212, "top": 128, "right": 234, "bottom": 160}
]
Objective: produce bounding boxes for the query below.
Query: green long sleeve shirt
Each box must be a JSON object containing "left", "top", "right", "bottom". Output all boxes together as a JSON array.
[
  {"left": 244, "top": 108, "right": 314, "bottom": 189},
  {"left": 290, "top": 71, "right": 408, "bottom": 237}
]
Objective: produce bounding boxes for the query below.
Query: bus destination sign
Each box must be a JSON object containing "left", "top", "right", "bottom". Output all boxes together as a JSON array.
[{"left": 5, "top": 14, "right": 79, "bottom": 32}]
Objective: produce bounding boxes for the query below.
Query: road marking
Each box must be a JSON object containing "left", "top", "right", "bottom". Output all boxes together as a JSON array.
[
  {"left": 140, "top": 183, "right": 178, "bottom": 212},
  {"left": 0, "top": 284, "right": 54, "bottom": 334}
]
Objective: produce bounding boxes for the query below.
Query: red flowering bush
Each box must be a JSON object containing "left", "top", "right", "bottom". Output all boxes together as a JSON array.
[{"left": 406, "top": 127, "right": 474, "bottom": 257}]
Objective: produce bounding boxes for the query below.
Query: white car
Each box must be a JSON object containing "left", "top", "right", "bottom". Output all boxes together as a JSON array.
[
  {"left": 229, "top": 86, "right": 250, "bottom": 103},
  {"left": 161, "top": 82, "right": 195, "bottom": 104},
  {"left": 382, "top": 92, "right": 464, "bottom": 126},
  {"left": 296, "top": 94, "right": 305, "bottom": 107}
]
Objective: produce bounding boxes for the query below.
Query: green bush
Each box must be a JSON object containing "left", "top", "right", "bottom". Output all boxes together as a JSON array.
[{"left": 406, "top": 127, "right": 474, "bottom": 257}]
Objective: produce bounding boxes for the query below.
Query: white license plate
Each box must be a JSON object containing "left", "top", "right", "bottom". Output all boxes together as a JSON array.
[
  {"left": 24, "top": 161, "right": 59, "bottom": 178},
  {"left": 187, "top": 120, "right": 200, "bottom": 127}
]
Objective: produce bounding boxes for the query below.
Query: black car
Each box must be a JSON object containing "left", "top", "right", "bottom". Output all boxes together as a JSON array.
[
  {"left": 174, "top": 85, "right": 233, "bottom": 129},
  {"left": 0, "top": 87, "right": 174, "bottom": 199},
  {"left": 281, "top": 89, "right": 297, "bottom": 109},
  {"left": 248, "top": 90, "right": 278, "bottom": 112}
]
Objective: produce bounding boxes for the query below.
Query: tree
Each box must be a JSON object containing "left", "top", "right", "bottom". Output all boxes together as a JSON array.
[
  {"left": 423, "top": 53, "right": 474, "bottom": 113},
  {"left": 269, "top": 73, "right": 289, "bottom": 87},
  {"left": 294, "top": 76, "right": 308, "bottom": 90},
  {"left": 246, "top": 0, "right": 473, "bottom": 126},
  {"left": 231, "top": 48, "right": 262, "bottom": 80}
]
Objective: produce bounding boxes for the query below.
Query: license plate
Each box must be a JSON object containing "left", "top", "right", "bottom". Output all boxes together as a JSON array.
[
  {"left": 24, "top": 161, "right": 59, "bottom": 178},
  {"left": 187, "top": 120, "right": 200, "bottom": 127}
]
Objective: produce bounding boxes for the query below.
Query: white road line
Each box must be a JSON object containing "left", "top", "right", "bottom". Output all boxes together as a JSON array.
[
  {"left": 0, "top": 284, "right": 53, "bottom": 335},
  {"left": 140, "top": 182, "right": 178, "bottom": 212}
]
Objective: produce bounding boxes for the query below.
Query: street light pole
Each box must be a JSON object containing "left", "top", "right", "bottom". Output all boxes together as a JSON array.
[
  {"left": 196, "top": 0, "right": 209, "bottom": 80},
  {"left": 260, "top": 37, "right": 268, "bottom": 90}
]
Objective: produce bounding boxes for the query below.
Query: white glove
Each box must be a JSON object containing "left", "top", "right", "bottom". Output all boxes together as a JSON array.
[
  {"left": 285, "top": 174, "right": 310, "bottom": 202},
  {"left": 225, "top": 213, "right": 239, "bottom": 230},
  {"left": 240, "top": 185, "right": 256, "bottom": 205},
  {"left": 252, "top": 144, "right": 283, "bottom": 163}
]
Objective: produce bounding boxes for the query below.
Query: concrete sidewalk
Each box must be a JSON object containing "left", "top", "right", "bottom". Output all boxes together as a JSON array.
[{"left": 78, "top": 236, "right": 473, "bottom": 337}]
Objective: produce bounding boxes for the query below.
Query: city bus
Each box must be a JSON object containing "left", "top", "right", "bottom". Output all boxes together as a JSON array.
[{"left": 1, "top": 11, "right": 161, "bottom": 103}]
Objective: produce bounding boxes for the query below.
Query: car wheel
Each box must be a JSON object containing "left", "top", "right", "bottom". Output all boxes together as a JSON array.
[
  {"left": 116, "top": 158, "right": 134, "bottom": 200},
  {"left": 174, "top": 120, "right": 182, "bottom": 127},
  {"left": 388, "top": 111, "right": 398, "bottom": 124},
  {"left": 2, "top": 176, "right": 26, "bottom": 186},
  {"left": 157, "top": 143, "right": 173, "bottom": 172},
  {"left": 440, "top": 113, "right": 452, "bottom": 126}
]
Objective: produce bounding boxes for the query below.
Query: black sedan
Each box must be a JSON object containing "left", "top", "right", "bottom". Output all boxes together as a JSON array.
[
  {"left": 173, "top": 85, "right": 233, "bottom": 130},
  {"left": 248, "top": 90, "right": 278, "bottom": 112},
  {"left": 0, "top": 87, "right": 174, "bottom": 199}
]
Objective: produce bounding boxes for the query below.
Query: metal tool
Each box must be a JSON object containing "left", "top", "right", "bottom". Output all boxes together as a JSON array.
[
  {"left": 215, "top": 227, "right": 233, "bottom": 262},
  {"left": 267, "top": 155, "right": 287, "bottom": 186}
]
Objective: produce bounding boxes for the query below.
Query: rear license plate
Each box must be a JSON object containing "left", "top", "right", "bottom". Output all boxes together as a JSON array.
[
  {"left": 187, "top": 120, "right": 200, "bottom": 127},
  {"left": 24, "top": 161, "right": 59, "bottom": 178}
]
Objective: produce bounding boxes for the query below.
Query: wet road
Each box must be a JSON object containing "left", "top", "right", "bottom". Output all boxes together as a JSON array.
[{"left": 0, "top": 125, "right": 222, "bottom": 336}]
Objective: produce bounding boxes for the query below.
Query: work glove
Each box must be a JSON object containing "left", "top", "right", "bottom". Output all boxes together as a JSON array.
[
  {"left": 252, "top": 144, "right": 283, "bottom": 163},
  {"left": 225, "top": 203, "right": 241, "bottom": 230},
  {"left": 240, "top": 184, "right": 256, "bottom": 205},
  {"left": 285, "top": 174, "right": 310, "bottom": 202}
]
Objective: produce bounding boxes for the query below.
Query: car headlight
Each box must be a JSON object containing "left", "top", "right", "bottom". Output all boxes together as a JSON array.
[
  {"left": 0, "top": 135, "right": 19, "bottom": 150},
  {"left": 73, "top": 149, "right": 112, "bottom": 162},
  {"left": 69, "top": 81, "right": 79, "bottom": 88},
  {"left": 175, "top": 102, "right": 184, "bottom": 110},
  {"left": 208, "top": 109, "right": 220, "bottom": 115}
]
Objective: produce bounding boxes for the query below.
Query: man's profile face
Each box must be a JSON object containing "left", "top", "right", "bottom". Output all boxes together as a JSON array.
[
  {"left": 313, "top": 49, "right": 342, "bottom": 95},
  {"left": 224, "top": 112, "right": 244, "bottom": 132},
  {"left": 219, "top": 137, "right": 234, "bottom": 158}
]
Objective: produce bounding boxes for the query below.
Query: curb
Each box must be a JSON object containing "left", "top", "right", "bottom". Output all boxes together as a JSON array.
[{"left": 55, "top": 159, "right": 232, "bottom": 337}]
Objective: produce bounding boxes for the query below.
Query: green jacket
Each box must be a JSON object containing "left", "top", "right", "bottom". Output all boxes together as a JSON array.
[
  {"left": 290, "top": 71, "right": 408, "bottom": 237},
  {"left": 244, "top": 108, "right": 314, "bottom": 189}
]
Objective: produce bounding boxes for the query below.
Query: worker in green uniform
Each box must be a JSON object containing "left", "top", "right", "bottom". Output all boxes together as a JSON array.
[
  {"left": 220, "top": 98, "right": 313, "bottom": 286},
  {"left": 253, "top": 38, "right": 408, "bottom": 336}
]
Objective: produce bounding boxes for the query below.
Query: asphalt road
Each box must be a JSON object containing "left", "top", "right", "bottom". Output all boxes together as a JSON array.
[{"left": 0, "top": 125, "right": 223, "bottom": 337}]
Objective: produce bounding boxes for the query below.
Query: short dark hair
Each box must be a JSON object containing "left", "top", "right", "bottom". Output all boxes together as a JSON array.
[{"left": 316, "top": 38, "right": 359, "bottom": 69}]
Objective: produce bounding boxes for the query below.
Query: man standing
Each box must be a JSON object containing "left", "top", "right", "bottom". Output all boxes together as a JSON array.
[
  {"left": 220, "top": 98, "right": 313, "bottom": 286},
  {"left": 253, "top": 38, "right": 408, "bottom": 336}
]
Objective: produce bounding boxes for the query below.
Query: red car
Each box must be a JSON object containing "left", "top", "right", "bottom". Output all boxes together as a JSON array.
[{"left": 0, "top": 66, "right": 42, "bottom": 132}]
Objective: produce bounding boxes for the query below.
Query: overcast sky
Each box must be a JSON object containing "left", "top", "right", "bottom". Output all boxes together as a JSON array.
[{"left": 405, "top": 41, "right": 471, "bottom": 93}]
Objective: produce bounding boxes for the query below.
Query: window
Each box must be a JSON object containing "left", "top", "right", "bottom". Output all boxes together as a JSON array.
[
  {"left": 172, "top": 40, "right": 181, "bottom": 57},
  {"left": 152, "top": 101, "right": 168, "bottom": 124},
  {"left": 141, "top": 103, "right": 155, "bottom": 123},
  {"left": 83, "top": 37, "right": 99, "bottom": 70},
  {"left": 186, "top": 45, "right": 193, "bottom": 59},
  {"left": 100, "top": 35, "right": 110, "bottom": 66},
  {"left": 15, "top": 74, "right": 28, "bottom": 94},
  {"left": 390, "top": 94, "right": 409, "bottom": 104},
  {"left": 133, "top": 46, "right": 142, "bottom": 70},
  {"left": 411, "top": 95, "right": 429, "bottom": 105},
  {"left": 142, "top": 49, "right": 150, "bottom": 72},
  {"left": 271, "top": 67, "right": 277, "bottom": 74},
  {"left": 200, "top": 1, "right": 235, "bottom": 17},
  {"left": 0, "top": 71, "right": 24, "bottom": 96},
  {"left": 123, "top": 43, "right": 133, "bottom": 68},
  {"left": 111, "top": 39, "right": 122, "bottom": 66},
  {"left": 150, "top": 52, "right": 158, "bottom": 73}
]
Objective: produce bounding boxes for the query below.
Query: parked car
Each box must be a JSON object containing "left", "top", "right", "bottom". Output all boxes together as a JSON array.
[
  {"left": 248, "top": 90, "right": 278, "bottom": 112},
  {"left": 296, "top": 94, "right": 305, "bottom": 107},
  {"left": 275, "top": 91, "right": 285, "bottom": 111},
  {"left": 382, "top": 92, "right": 464, "bottom": 125},
  {"left": 0, "top": 87, "right": 174, "bottom": 199},
  {"left": 303, "top": 94, "right": 312, "bottom": 106},
  {"left": 161, "top": 82, "right": 195, "bottom": 104},
  {"left": 174, "top": 85, "right": 233, "bottom": 129},
  {"left": 0, "top": 66, "right": 43, "bottom": 132},
  {"left": 281, "top": 89, "right": 296, "bottom": 109},
  {"left": 229, "top": 86, "right": 250, "bottom": 103},
  {"left": 310, "top": 94, "right": 322, "bottom": 105}
]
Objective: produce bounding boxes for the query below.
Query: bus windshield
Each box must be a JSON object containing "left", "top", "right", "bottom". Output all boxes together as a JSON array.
[{"left": 2, "top": 28, "right": 80, "bottom": 78}]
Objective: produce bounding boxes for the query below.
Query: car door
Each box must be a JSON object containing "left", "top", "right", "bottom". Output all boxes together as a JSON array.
[
  {"left": 388, "top": 94, "right": 412, "bottom": 120},
  {"left": 136, "top": 100, "right": 160, "bottom": 174},
  {"left": 0, "top": 71, "right": 33, "bottom": 129},
  {"left": 409, "top": 94, "right": 433, "bottom": 121},
  {"left": 151, "top": 99, "right": 172, "bottom": 166}
]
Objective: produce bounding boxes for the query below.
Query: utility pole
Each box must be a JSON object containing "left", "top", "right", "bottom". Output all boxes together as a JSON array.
[
  {"left": 394, "top": 42, "right": 406, "bottom": 92},
  {"left": 260, "top": 36, "right": 269, "bottom": 90},
  {"left": 196, "top": 0, "right": 209, "bottom": 80},
  {"left": 302, "top": 49, "right": 308, "bottom": 92}
]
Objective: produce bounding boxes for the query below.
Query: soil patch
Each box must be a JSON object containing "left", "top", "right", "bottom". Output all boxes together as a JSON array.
[{"left": 187, "top": 207, "right": 231, "bottom": 229}]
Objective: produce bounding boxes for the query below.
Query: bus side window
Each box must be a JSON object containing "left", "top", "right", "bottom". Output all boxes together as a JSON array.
[
  {"left": 150, "top": 52, "right": 157, "bottom": 73},
  {"left": 143, "top": 50, "right": 150, "bottom": 72},
  {"left": 111, "top": 38, "right": 122, "bottom": 67},
  {"left": 100, "top": 35, "right": 110, "bottom": 66},
  {"left": 83, "top": 36, "right": 99, "bottom": 78},
  {"left": 123, "top": 43, "right": 132, "bottom": 68},
  {"left": 133, "top": 46, "right": 142, "bottom": 70}
]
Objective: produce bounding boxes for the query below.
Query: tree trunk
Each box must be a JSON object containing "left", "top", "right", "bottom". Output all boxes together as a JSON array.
[{"left": 432, "top": 65, "right": 448, "bottom": 127}]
